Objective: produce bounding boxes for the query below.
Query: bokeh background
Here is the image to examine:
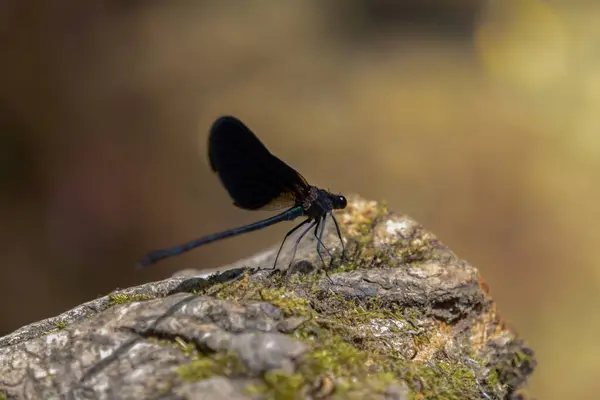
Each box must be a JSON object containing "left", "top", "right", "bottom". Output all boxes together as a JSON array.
[{"left": 1, "top": 1, "right": 598, "bottom": 398}]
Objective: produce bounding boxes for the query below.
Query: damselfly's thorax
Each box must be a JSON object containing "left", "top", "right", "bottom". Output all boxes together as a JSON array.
[{"left": 301, "top": 186, "right": 347, "bottom": 219}]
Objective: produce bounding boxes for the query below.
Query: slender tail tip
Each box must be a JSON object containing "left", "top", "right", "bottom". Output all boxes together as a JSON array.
[{"left": 136, "top": 254, "right": 155, "bottom": 269}]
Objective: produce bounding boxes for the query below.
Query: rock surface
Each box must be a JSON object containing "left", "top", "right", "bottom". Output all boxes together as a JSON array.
[{"left": 0, "top": 195, "right": 536, "bottom": 399}]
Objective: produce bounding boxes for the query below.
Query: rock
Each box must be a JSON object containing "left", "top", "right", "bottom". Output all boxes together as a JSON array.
[{"left": 0, "top": 195, "right": 536, "bottom": 399}]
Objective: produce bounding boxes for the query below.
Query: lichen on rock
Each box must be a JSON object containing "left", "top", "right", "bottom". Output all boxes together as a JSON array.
[{"left": 0, "top": 195, "right": 536, "bottom": 399}]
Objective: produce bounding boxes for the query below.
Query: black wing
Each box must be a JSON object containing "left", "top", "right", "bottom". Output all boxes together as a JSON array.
[{"left": 208, "top": 116, "right": 309, "bottom": 210}]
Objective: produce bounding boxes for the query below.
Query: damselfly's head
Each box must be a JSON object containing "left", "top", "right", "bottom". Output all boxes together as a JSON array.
[{"left": 329, "top": 193, "right": 347, "bottom": 210}]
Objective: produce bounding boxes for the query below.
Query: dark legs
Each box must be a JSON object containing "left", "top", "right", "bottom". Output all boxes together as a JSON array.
[
  {"left": 269, "top": 212, "right": 345, "bottom": 271},
  {"left": 314, "top": 215, "right": 332, "bottom": 264},
  {"left": 330, "top": 213, "right": 346, "bottom": 261},
  {"left": 271, "top": 218, "right": 310, "bottom": 270},
  {"left": 287, "top": 219, "right": 318, "bottom": 269}
]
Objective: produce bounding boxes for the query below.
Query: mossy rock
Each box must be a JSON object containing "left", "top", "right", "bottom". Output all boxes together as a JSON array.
[{"left": 0, "top": 195, "right": 535, "bottom": 399}]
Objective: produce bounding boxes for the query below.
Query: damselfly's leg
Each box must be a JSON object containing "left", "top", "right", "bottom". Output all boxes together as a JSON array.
[
  {"left": 315, "top": 215, "right": 335, "bottom": 283},
  {"left": 288, "top": 219, "right": 318, "bottom": 269},
  {"left": 314, "top": 215, "right": 333, "bottom": 260},
  {"left": 315, "top": 215, "right": 324, "bottom": 260},
  {"left": 313, "top": 217, "right": 326, "bottom": 265},
  {"left": 269, "top": 218, "right": 310, "bottom": 270},
  {"left": 330, "top": 213, "right": 346, "bottom": 261}
]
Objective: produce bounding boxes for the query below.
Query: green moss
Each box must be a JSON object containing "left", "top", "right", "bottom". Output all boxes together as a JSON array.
[
  {"left": 208, "top": 273, "right": 251, "bottom": 300},
  {"left": 174, "top": 336, "right": 196, "bottom": 356},
  {"left": 322, "top": 294, "right": 416, "bottom": 332},
  {"left": 54, "top": 320, "right": 66, "bottom": 330},
  {"left": 256, "top": 370, "right": 305, "bottom": 399},
  {"left": 177, "top": 358, "right": 215, "bottom": 381},
  {"left": 177, "top": 351, "right": 245, "bottom": 382},
  {"left": 108, "top": 292, "right": 153, "bottom": 305},
  {"left": 330, "top": 261, "right": 358, "bottom": 274},
  {"left": 483, "top": 347, "right": 534, "bottom": 394},
  {"left": 301, "top": 329, "right": 365, "bottom": 376},
  {"left": 201, "top": 273, "right": 314, "bottom": 320},
  {"left": 437, "top": 362, "right": 477, "bottom": 396},
  {"left": 147, "top": 335, "right": 201, "bottom": 359},
  {"left": 513, "top": 349, "right": 533, "bottom": 367},
  {"left": 258, "top": 287, "right": 311, "bottom": 317},
  {"left": 299, "top": 324, "right": 396, "bottom": 392},
  {"left": 484, "top": 367, "right": 500, "bottom": 389},
  {"left": 39, "top": 320, "right": 69, "bottom": 336}
]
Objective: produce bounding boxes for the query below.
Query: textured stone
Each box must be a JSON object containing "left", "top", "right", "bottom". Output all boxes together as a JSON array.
[{"left": 0, "top": 195, "right": 536, "bottom": 400}]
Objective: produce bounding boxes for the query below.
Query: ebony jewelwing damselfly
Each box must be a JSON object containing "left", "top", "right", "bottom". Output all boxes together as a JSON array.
[{"left": 138, "top": 116, "right": 347, "bottom": 270}]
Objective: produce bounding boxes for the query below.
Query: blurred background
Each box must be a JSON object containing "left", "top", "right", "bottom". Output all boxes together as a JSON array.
[{"left": 1, "top": 1, "right": 598, "bottom": 398}]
